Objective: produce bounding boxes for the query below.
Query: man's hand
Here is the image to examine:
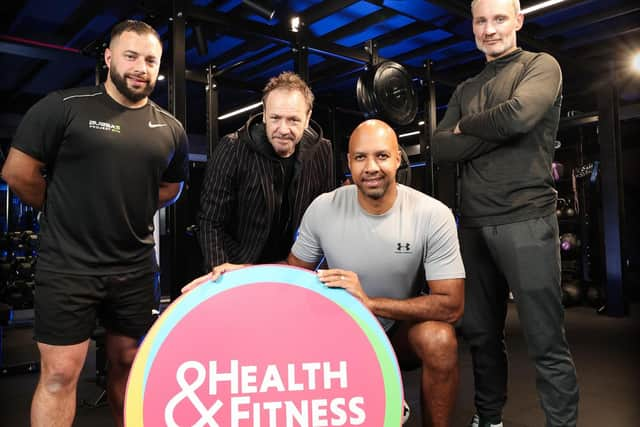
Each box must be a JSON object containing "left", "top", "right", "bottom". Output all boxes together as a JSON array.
[
  {"left": 453, "top": 122, "right": 461, "bottom": 135},
  {"left": 180, "top": 262, "right": 248, "bottom": 293},
  {"left": 317, "top": 269, "right": 370, "bottom": 308}
]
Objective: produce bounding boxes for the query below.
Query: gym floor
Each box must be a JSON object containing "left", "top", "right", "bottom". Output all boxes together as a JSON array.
[{"left": 1, "top": 303, "right": 639, "bottom": 427}]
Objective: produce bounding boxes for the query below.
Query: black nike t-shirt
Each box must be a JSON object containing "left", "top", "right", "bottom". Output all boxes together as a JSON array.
[{"left": 11, "top": 85, "right": 189, "bottom": 275}]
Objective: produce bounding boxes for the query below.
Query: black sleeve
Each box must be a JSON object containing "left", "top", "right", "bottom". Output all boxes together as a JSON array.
[
  {"left": 11, "top": 92, "right": 66, "bottom": 166},
  {"left": 431, "top": 85, "right": 499, "bottom": 163},
  {"left": 458, "top": 53, "right": 562, "bottom": 142},
  {"left": 197, "top": 135, "right": 238, "bottom": 269},
  {"left": 320, "top": 138, "right": 336, "bottom": 192},
  {"left": 162, "top": 126, "right": 190, "bottom": 183}
]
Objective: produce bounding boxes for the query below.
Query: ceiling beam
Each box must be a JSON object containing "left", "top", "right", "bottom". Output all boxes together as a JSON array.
[
  {"left": 187, "top": 5, "right": 371, "bottom": 63},
  {"left": 241, "top": 50, "right": 294, "bottom": 81},
  {"left": 394, "top": 35, "right": 465, "bottom": 63},
  {"left": 213, "top": 41, "right": 280, "bottom": 69},
  {"left": 324, "top": 9, "right": 398, "bottom": 43},
  {"left": 533, "top": 3, "right": 640, "bottom": 38},
  {"left": 371, "top": 22, "right": 435, "bottom": 47},
  {"left": 560, "top": 21, "right": 640, "bottom": 50},
  {"left": 299, "top": 0, "right": 360, "bottom": 24}
]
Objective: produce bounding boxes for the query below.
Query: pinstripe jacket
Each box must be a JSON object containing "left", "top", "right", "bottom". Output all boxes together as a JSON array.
[{"left": 197, "top": 114, "right": 335, "bottom": 270}]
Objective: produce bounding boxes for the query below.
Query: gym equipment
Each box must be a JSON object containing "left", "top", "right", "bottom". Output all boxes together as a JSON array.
[
  {"left": 556, "top": 198, "right": 576, "bottom": 218},
  {"left": 397, "top": 146, "right": 412, "bottom": 186},
  {"left": 561, "top": 280, "right": 582, "bottom": 306},
  {"left": 585, "top": 284, "right": 602, "bottom": 308},
  {"left": 556, "top": 198, "right": 567, "bottom": 217},
  {"left": 356, "top": 61, "right": 418, "bottom": 126},
  {"left": 0, "top": 280, "right": 34, "bottom": 309},
  {"left": 560, "top": 233, "right": 579, "bottom": 252},
  {"left": 552, "top": 162, "right": 564, "bottom": 181}
]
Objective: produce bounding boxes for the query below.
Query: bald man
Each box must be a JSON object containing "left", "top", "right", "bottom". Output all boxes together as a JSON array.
[{"left": 185, "top": 119, "right": 465, "bottom": 426}]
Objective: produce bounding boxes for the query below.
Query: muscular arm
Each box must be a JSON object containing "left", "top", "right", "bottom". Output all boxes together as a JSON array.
[
  {"left": 431, "top": 87, "right": 499, "bottom": 163},
  {"left": 458, "top": 53, "right": 562, "bottom": 141},
  {"left": 159, "top": 181, "right": 183, "bottom": 208},
  {"left": 1, "top": 148, "right": 46, "bottom": 210},
  {"left": 286, "top": 252, "right": 318, "bottom": 270},
  {"left": 368, "top": 278, "right": 464, "bottom": 324},
  {"left": 318, "top": 268, "right": 464, "bottom": 325}
]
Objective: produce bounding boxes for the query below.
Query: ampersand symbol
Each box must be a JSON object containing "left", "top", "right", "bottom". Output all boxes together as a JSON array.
[{"left": 164, "top": 361, "right": 224, "bottom": 427}]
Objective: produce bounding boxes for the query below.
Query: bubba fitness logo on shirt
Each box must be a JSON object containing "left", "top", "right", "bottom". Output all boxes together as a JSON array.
[{"left": 89, "top": 119, "right": 121, "bottom": 133}]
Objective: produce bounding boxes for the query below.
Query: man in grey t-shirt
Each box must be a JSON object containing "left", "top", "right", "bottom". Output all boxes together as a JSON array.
[{"left": 184, "top": 120, "right": 465, "bottom": 426}]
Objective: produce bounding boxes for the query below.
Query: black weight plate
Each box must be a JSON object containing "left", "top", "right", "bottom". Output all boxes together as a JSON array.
[
  {"left": 371, "top": 61, "right": 417, "bottom": 126},
  {"left": 356, "top": 67, "right": 378, "bottom": 116},
  {"left": 396, "top": 145, "right": 412, "bottom": 186}
]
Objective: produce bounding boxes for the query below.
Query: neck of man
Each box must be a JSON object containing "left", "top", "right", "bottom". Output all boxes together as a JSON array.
[
  {"left": 486, "top": 45, "right": 518, "bottom": 62},
  {"left": 104, "top": 77, "right": 148, "bottom": 108},
  {"left": 357, "top": 183, "right": 398, "bottom": 215}
]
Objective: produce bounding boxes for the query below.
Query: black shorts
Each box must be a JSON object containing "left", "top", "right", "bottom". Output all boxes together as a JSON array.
[{"left": 34, "top": 269, "right": 159, "bottom": 345}]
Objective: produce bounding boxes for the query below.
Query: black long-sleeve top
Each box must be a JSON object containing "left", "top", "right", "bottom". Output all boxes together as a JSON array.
[{"left": 431, "top": 48, "right": 562, "bottom": 227}]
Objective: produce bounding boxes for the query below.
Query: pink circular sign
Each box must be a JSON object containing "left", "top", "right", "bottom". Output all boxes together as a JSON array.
[{"left": 126, "top": 265, "right": 403, "bottom": 426}]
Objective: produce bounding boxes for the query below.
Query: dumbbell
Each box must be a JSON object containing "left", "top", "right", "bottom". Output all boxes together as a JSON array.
[
  {"left": 556, "top": 198, "right": 576, "bottom": 218},
  {"left": 2, "top": 279, "right": 35, "bottom": 309},
  {"left": 560, "top": 233, "right": 579, "bottom": 252},
  {"left": 14, "top": 256, "right": 36, "bottom": 280},
  {"left": 0, "top": 258, "right": 14, "bottom": 284},
  {"left": 22, "top": 231, "right": 39, "bottom": 255},
  {"left": 561, "top": 280, "right": 582, "bottom": 306}
]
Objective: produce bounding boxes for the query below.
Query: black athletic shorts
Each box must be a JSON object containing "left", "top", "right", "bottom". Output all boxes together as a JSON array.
[{"left": 34, "top": 269, "right": 159, "bottom": 345}]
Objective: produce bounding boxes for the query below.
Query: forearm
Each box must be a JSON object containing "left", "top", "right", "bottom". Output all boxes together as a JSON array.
[
  {"left": 459, "top": 54, "right": 562, "bottom": 141},
  {"left": 431, "top": 129, "right": 499, "bottom": 162},
  {"left": 368, "top": 293, "right": 462, "bottom": 325},
  {"left": 158, "top": 182, "right": 183, "bottom": 208},
  {"left": 3, "top": 173, "right": 46, "bottom": 210}
]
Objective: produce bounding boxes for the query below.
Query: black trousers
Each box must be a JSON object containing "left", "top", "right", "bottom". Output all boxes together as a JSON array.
[{"left": 459, "top": 215, "right": 579, "bottom": 426}]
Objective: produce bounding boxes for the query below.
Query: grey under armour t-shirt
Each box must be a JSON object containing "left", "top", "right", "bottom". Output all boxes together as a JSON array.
[{"left": 292, "top": 184, "right": 465, "bottom": 330}]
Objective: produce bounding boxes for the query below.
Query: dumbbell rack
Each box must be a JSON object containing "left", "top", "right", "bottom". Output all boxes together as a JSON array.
[
  {"left": 0, "top": 184, "right": 41, "bottom": 376},
  {"left": 1, "top": 307, "right": 40, "bottom": 376},
  {"left": 554, "top": 125, "right": 603, "bottom": 309}
]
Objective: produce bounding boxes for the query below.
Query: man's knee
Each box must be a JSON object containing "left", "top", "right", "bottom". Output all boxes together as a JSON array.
[
  {"left": 106, "top": 334, "right": 139, "bottom": 371},
  {"left": 38, "top": 342, "right": 88, "bottom": 394},
  {"left": 39, "top": 359, "right": 83, "bottom": 394},
  {"left": 409, "top": 322, "right": 458, "bottom": 368}
]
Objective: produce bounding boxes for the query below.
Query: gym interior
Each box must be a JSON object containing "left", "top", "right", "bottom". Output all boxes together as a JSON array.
[{"left": 1, "top": 0, "right": 639, "bottom": 426}]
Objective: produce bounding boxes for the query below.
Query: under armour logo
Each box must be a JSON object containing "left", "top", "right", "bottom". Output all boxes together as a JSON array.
[{"left": 396, "top": 242, "right": 411, "bottom": 252}]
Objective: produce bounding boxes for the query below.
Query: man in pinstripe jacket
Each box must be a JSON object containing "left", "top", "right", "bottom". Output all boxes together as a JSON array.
[{"left": 198, "top": 72, "right": 335, "bottom": 270}]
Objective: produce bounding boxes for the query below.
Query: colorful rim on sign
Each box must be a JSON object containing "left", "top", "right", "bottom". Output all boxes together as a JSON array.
[{"left": 125, "top": 265, "right": 404, "bottom": 426}]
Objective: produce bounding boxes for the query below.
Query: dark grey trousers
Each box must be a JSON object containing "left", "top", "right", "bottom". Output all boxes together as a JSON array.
[{"left": 459, "top": 214, "right": 579, "bottom": 426}]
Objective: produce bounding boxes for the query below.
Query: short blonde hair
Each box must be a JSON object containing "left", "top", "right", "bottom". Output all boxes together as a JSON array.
[{"left": 471, "top": 0, "right": 521, "bottom": 15}]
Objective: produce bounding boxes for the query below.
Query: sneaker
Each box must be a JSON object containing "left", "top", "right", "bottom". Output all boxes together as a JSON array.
[
  {"left": 402, "top": 400, "right": 410, "bottom": 424},
  {"left": 468, "top": 413, "right": 503, "bottom": 427}
]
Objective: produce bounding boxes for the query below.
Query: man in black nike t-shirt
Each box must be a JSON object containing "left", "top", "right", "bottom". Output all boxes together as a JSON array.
[{"left": 1, "top": 20, "right": 188, "bottom": 427}]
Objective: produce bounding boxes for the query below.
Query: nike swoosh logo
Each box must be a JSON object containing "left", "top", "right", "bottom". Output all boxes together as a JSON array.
[{"left": 148, "top": 121, "right": 168, "bottom": 128}]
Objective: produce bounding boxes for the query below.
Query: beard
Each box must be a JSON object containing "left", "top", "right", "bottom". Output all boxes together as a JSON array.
[
  {"left": 356, "top": 176, "right": 390, "bottom": 200},
  {"left": 476, "top": 36, "right": 515, "bottom": 60},
  {"left": 109, "top": 66, "right": 155, "bottom": 103}
]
